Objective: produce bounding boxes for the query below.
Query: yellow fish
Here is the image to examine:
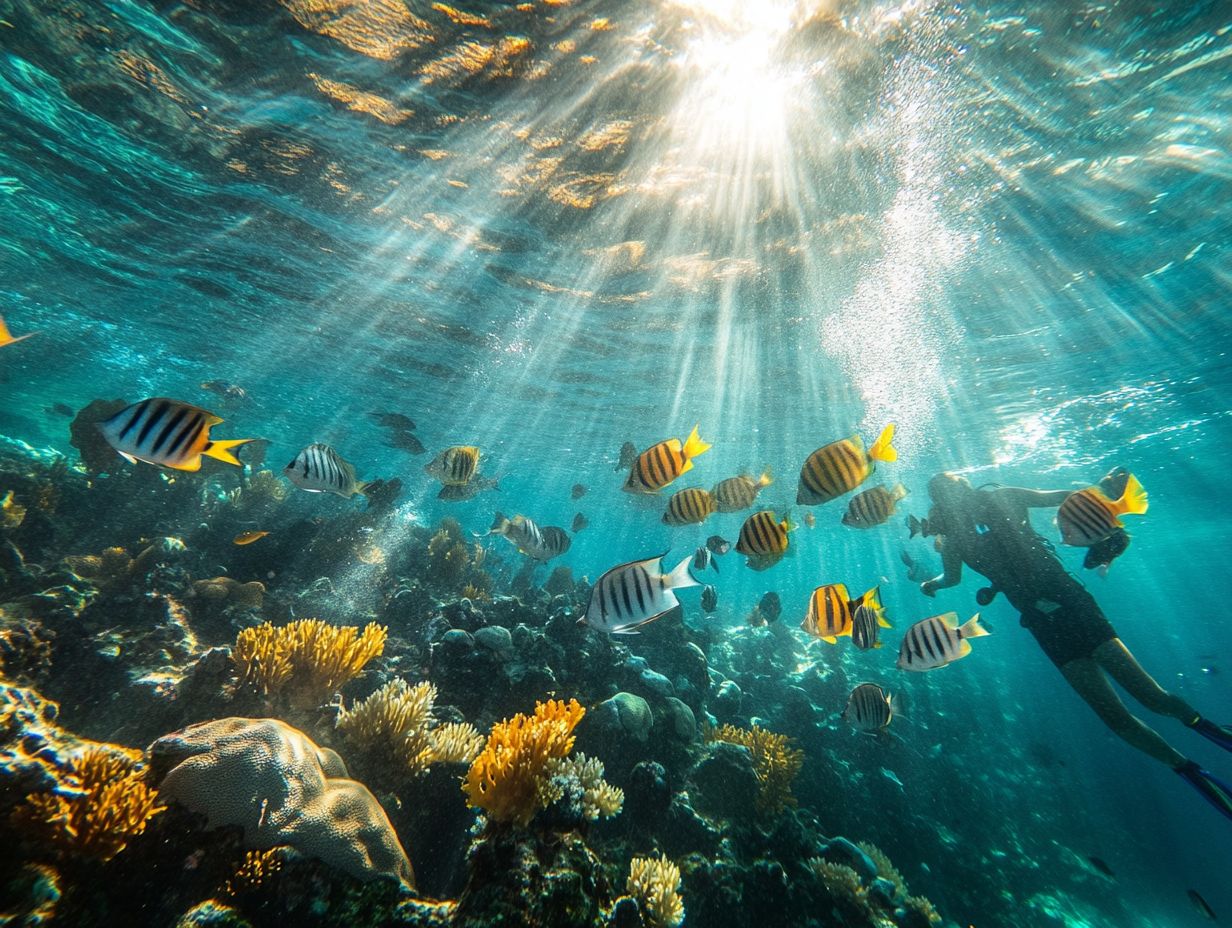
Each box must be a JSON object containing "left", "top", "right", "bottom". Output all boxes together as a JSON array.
[
  {"left": 0, "top": 314, "right": 36, "bottom": 348},
  {"left": 233, "top": 531, "right": 270, "bottom": 546},
  {"left": 624, "top": 425, "right": 711, "bottom": 494},
  {"left": 797, "top": 424, "right": 897, "bottom": 505}
]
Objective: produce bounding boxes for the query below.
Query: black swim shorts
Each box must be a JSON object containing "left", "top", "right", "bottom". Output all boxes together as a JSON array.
[{"left": 1019, "top": 591, "right": 1117, "bottom": 668}]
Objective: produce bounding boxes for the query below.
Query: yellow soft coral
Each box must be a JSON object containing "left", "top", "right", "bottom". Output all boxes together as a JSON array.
[
  {"left": 222, "top": 848, "right": 285, "bottom": 897},
  {"left": 336, "top": 679, "right": 483, "bottom": 772},
  {"left": 12, "top": 745, "right": 165, "bottom": 861},
  {"left": 705, "top": 723, "right": 804, "bottom": 817},
  {"left": 463, "top": 698, "right": 584, "bottom": 826},
  {"left": 233, "top": 619, "right": 387, "bottom": 708},
  {"left": 858, "top": 840, "right": 907, "bottom": 899},
  {"left": 627, "top": 855, "right": 684, "bottom": 928}
]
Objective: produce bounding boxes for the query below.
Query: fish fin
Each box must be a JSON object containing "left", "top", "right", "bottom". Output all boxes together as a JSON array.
[
  {"left": 873, "top": 641, "right": 883, "bottom": 649},
  {"left": 821, "top": 636, "right": 838, "bottom": 644},
  {"left": 665, "top": 554, "right": 701, "bottom": 590},
  {"left": 960, "top": 612, "right": 990, "bottom": 638},
  {"left": 892, "top": 482, "right": 909, "bottom": 501},
  {"left": 958, "top": 639, "right": 973, "bottom": 657},
  {"left": 877, "top": 610, "right": 893, "bottom": 629},
  {"left": 758, "top": 468, "right": 774, "bottom": 488},
  {"left": 167, "top": 455, "right": 203, "bottom": 472},
  {"left": 118, "top": 451, "right": 138, "bottom": 465},
  {"left": 679, "top": 458, "right": 694, "bottom": 475},
  {"left": 355, "top": 481, "right": 373, "bottom": 496},
  {"left": 939, "top": 612, "right": 960, "bottom": 628},
  {"left": 0, "top": 327, "right": 36, "bottom": 347},
  {"left": 202, "top": 438, "right": 253, "bottom": 466},
  {"left": 1115, "top": 474, "right": 1148, "bottom": 516},
  {"left": 205, "top": 414, "right": 224, "bottom": 426},
  {"left": 610, "top": 628, "right": 641, "bottom": 636},
  {"left": 682, "top": 424, "right": 711, "bottom": 462},
  {"left": 869, "top": 423, "right": 897, "bottom": 463}
]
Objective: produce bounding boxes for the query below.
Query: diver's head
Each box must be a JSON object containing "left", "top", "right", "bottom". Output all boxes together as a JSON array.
[{"left": 928, "top": 472, "right": 972, "bottom": 507}]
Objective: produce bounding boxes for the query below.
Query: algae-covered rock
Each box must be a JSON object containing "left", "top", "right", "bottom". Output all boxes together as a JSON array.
[
  {"left": 689, "top": 741, "right": 759, "bottom": 822},
  {"left": 661, "top": 697, "right": 696, "bottom": 742}
]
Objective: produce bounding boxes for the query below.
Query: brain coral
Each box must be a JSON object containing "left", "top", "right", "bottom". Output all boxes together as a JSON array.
[{"left": 150, "top": 717, "right": 413, "bottom": 889}]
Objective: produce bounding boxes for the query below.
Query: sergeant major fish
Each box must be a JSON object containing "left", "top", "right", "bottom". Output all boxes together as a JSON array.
[
  {"left": 284, "top": 443, "right": 371, "bottom": 498},
  {"left": 1057, "top": 475, "right": 1148, "bottom": 547},
  {"left": 797, "top": 424, "right": 897, "bottom": 505},
  {"left": 99, "top": 398, "right": 254, "bottom": 472},
  {"left": 425, "top": 446, "right": 480, "bottom": 486},
  {"left": 735, "top": 510, "right": 795, "bottom": 570},
  {"left": 580, "top": 551, "right": 699, "bottom": 634},
  {"left": 851, "top": 593, "right": 891, "bottom": 650},
  {"left": 842, "top": 483, "right": 908, "bottom": 528},
  {"left": 623, "top": 425, "right": 711, "bottom": 494},
  {"left": 897, "top": 612, "right": 989, "bottom": 671},
  {"left": 711, "top": 470, "right": 773, "bottom": 512},
  {"left": 843, "top": 683, "right": 898, "bottom": 732},
  {"left": 801, "top": 583, "right": 884, "bottom": 644},
  {"left": 483, "top": 512, "right": 571, "bottom": 561},
  {"left": 663, "top": 487, "right": 716, "bottom": 526}
]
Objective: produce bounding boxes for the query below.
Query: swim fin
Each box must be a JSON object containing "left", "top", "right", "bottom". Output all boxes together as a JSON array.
[
  {"left": 1176, "top": 761, "right": 1232, "bottom": 824},
  {"left": 1189, "top": 718, "right": 1232, "bottom": 754}
]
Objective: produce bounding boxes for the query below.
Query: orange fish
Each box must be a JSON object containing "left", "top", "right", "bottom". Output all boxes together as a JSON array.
[
  {"left": 233, "top": 531, "right": 270, "bottom": 546},
  {"left": 0, "top": 314, "right": 36, "bottom": 348}
]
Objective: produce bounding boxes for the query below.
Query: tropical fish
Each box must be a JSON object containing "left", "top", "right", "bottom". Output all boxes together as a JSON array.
[
  {"left": 1188, "top": 889, "right": 1217, "bottom": 921},
  {"left": 484, "top": 513, "right": 571, "bottom": 561},
  {"left": 663, "top": 487, "right": 716, "bottom": 526},
  {"left": 369, "top": 411, "right": 416, "bottom": 430},
  {"left": 897, "top": 612, "right": 989, "bottom": 671},
  {"left": 900, "top": 549, "right": 932, "bottom": 583},
  {"left": 437, "top": 476, "right": 499, "bottom": 501},
  {"left": 803, "top": 512, "right": 816, "bottom": 528},
  {"left": 844, "top": 683, "right": 896, "bottom": 732},
  {"left": 758, "top": 591, "right": 781, "bottom": 622},
  {"left": 907, "top": 513, "right": 932, "bottom": 538},
  {"left": 842, "top": 483, "right": 909, "bottom": 528},
  {"left": 851, "top": 593, "right": 891, "bottom": 650},
  {"left": 700, "top": 584, "right": 718, "bottom": 613},
  {"left": 706, "top": 535, "right": 730, "bottom": 555},
  {"left": 623, "top": 425, "right": 712, "bottom": 494},
  {"left": 1086, "top": 857, "right": 1115, "bottom": 879},
  {"left": 580, "top": 551, "right": 699, "bottom": 634},
  {"left": 425, "top": 446, "right": 480, "bottom": 486},
  {"left": 735, "top": 510, "right": 794, "bottom": 569},
  {"left": 45, "top": 402, "right": 74, "bottom": 418},
  {"left": 572, "top": 512, "right": 589, "bottom": 533},
  {"left": 284, "top": 443, "right": 370, "bottom": 498},
  {"left": 98, "top": 398, "right": 253, "bottom": 472},
  {"left": 801, "top": 583, "right": 883, "bottom": 644},
  {"left": 572, "top": 483, "right": 588, "bottom": 500},
  {"left": 233, "top": 531, "right": 270, "bottom": 546},
  {"left": 200, "top": 380, "right": 247, "bottom": 401},
  {"left": 797, "top": 423, "right": 897, "bottom": 505},
  {"left": 1058, "top": 475, "right": 1148, "bottom": 547},
  {"left": 385, "top": 431, "right": 426, "bottom": 454},
  {"left": 711, "top": 471, "right": 773, "bottom": 512},
  {"left": 693, "top": 546, "right": 718, "bottom": 575},
  {"left": 0, "top": 314, "right": 36, "bottom": 347},
  {"left": 614, "top": 441, "right": 638, "bottom": 472}
]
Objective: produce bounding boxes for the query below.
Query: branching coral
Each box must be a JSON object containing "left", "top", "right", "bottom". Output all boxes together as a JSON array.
[
  {"left": 462, "top": 698, "right": 586, "bottom": 826},
  {"left": 225, "top": 468, "right": 289, "bottom": 512},
  {"left": 12, "top": 744, "right": 165, "bottom": 861},
  {"left": 425, "top": 517, "right": 494, "bottom": 595},
  {"left": 540, "top": 753, "right": 624, "bottom": 821},
  {"left": 705, "top": 723, "right": 804, "bottom": 816},
  {"left": 222, "top": 848, "right": 285, "bottom": 897},
  {"left": 905, "top": 894, "right": 941, "bottom": 924},
  {"left": 627, "top": 855, "right": 684, "bottom": 928},
  {"left": 858, "top": 840, "right": 907, "bottom": 899},
  {"left": 232, "top": 619, "right": 387, "bottom": 708},
  {"left": 336, "top": 679, "right": 483, "bottom": 772}
]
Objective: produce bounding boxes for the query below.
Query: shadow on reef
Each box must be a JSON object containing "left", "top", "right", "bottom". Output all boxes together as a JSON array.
[{"left": 0, "top": 440, "right": 970, "bottom": 927}]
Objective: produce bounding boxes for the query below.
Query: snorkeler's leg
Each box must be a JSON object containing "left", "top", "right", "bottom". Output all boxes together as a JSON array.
[
  {"left": 1060, "top": 658, "right": 1187, "bottom": 768},
  {"left": 1092, "top": 639, "right": 1198, "bottom": 722}
]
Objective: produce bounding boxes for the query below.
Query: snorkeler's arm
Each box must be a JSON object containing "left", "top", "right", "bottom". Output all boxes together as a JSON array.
[
  {"left": 995, "top": 487, "right": 1072, "bottom": 508},
  {"left": 921, "top": 547, "right": 963, "bottom": 597}
]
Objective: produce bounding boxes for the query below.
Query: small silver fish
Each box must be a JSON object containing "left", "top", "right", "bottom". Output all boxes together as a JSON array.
[
  {"left": 284, "top": 443, "right": 369, "bottom": 498},
  {"left": 897, "top": 612, "right": 989, "bottom": 671},
  {"left": 580, "top": 552, "right": 699, "bottom": 634}
]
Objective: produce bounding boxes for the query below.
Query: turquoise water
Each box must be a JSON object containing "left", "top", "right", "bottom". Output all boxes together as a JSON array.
[{"left": 1, "top": 0, "right": 1230, "bottom": 925}]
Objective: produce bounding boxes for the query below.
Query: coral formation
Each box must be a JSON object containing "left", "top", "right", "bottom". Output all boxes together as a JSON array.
[
  {"left": 194, "top": 577, "right": 266, "bottom": 609},
  {"left": 705, "top": 723, "right": 804, "bottom": 816},
  {"left": 425, "top": 518, "right": 493, "bottom": 597},
  {"left": 232, "top": 619, "right": 387, "bottom": 708},
  {"left": 627, "top": 854, "right": 685, "bottom": 928},
  {"left": 221, "top": 848, "right": 285, "bottom": 897},
  {"left": 151, "top": 717, "right": 414, "bottom": 888},
  {"left": 859, "top": 840, "right": 907, "bottom": 899},
  {"left": 12, "top": 744, "right": 165, "bottom": 861},
  {"left": 539, "top": 753, "right": 624, "bottom": 821},
  {"left": 462, "top": 698, "right": 586, "bottom": 826},
  {"left": 336, "top": 679, "right": 483, "bottom": 772}
]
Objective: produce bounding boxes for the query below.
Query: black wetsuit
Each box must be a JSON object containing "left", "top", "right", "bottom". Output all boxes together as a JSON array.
[{"left": 937, "top": 489, "right": 1116, "bottom": 667}]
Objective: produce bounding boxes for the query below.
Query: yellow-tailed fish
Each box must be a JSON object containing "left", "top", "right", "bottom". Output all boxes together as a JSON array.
[
  {"left": 851, "top": 588, "right": 892, "bottom": 650},
  {"left": 580, "top": 551, "right": 699, "bottom": 634},
  {"left": 843, "top": 683, "right": 897, "bottom": 732},
  {"left": 897, "top": 612, "right": 989, "bottom": 671},
  {"left": 797, "top": 423, "right": 897, "bottom": 505},
  {"left": 623, "top": 425, "right": 711, "bottom": 494},
  {"left": 0, "top": 314, "right": 36, "bottom": 348},
  {"left": 842, "top": 483, "right": 909, "bottom": 528},
  {"left": 425, "top": 446, "right": 480, "bottom": 486},
  {"left": 801, "top": 583, "right": 883, "bottom": 644},
  {"left": 284, "top": 443, "right": 370, "bottom": 498},
  {"left": 735, "top": 510, "right": 794, "bottom": 570},
  {"left": 663, "top": 487, "right": 716, "bottom": 526},
  {"left": 233, "top": 531, "right": 270, "bottom": 546},
  {"left": 98, "top": 398, "right": 253, "bottom": 472},
  {"left": 711, "top": 470, "right": 773, "bottom": 512},
  {"left": 1058, "top": 475, "right": 1147, "bottom": 547}
]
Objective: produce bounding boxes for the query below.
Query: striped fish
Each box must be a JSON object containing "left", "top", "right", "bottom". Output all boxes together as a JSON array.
[
  {"left": 852, "top": 591, "right": 891, "bottom": 650},
  {"left": 284, "top": 443, "right": 370, "bottom": 498},
  {"left": 0, "top": 314, "right": 36, "bottom": 348},
  {"left": 735, "top": 510, "right": 794, "bottom": 569},
  {"left": 663, "top": 487, "right": 716, "bottom": 526},
  {"left": 623, "top": 425, "right": 711, "bottom": 494},
  {"left": 700, "top": 584, "right": 718, "bottom": 613},
  {"left": 711, "top": 470, "right": 773, "bottom": 512},
  {"left": 580, "top": 551, "right": 699, "bottom": 634},
  {"left": 424, "top": 446, "right": 480, "bottom": 486},
  {"left": 843, "top": 683, "right": 896, "bottom": 732},
  {"left": 98, "top": 398, "right": 253, "bottom": 472},
  {"left": 693, "top": 545, "right": 718, "bottom": 575},
  {"left": 842, "top": 483, "right": 909, "bottom": 528},
  {"left": 801, "top": 583, "right": 882, "bottom": 644},
  {"left": 897, "top": 612, "right": 989, "bottom": 671},
  {"left": 1058, "top": 475, "right": 1147, "bottom": 547},
  {"left": 484, "top": 513, "right": 571, "bottom": 561},
  {"left": 797, "top": 423, "right": 897, "bottom": 506}
]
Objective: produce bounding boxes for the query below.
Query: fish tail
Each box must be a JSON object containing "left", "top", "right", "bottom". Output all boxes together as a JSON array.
[
  {"left": 1115, "top": 473, "right": 1148, "bottom": 516},
  {"left": 961, "top": 612, "right": 990, "bottom": 638},
  {"left": 682, "top": 424, "right": 711, "bottom": 463},
  {"left": 355, "top": 481, "right": 373, "bottom": 496},
  {"left": 665, "top": 554, "right": 701, "bottom": 591},
  {"left": 869, "top": 423, "right": 898, "bottom": 463},
  {"left": 201, "top": 438, "right": 254, "bottom": 466},
  {"left": 487, "top": 512, "right": 509, "bottom": 535},
  {"left": 758, "top": 468, "right": 774, "bottom": 488}
]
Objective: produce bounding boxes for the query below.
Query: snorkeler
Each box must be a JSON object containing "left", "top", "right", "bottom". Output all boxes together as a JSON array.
[{"left": 916, "top": 469, "right": 1232, "bottom": 823}]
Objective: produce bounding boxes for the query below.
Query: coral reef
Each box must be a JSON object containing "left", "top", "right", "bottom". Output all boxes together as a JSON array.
[
  {"left": 221, "top": 848, "right": 285, "bottom": 898},
  {"left": 231, "top": 619, "right": 387, "bottom": 708},
  {"left": 68, "top": 399, "right": 128, "bottom": 474},
  {"left": 539, "top": 753, "right": 624, "bottom": 822},
  {"left": 336, "top": 679, "right": 483, "bottom": 774},
  {"left": 194, "top": 576, "right": 266, "bottom": 609},
  {"left": 705, "top": 724, "right": 804, "bottom": 817},
  {"left": 150, "top": 717, "right": 415, "bottom": 888},
  {"left": 425, "top": 518, "right": 492, "bottom": 597},
  {"left": 627, "top": 855, "right": 685, "bottom": 928}
]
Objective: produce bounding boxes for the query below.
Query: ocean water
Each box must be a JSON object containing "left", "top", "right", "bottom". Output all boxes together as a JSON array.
[{"left": 1, "top": 0, "right": 1230, "bottom": 925}]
